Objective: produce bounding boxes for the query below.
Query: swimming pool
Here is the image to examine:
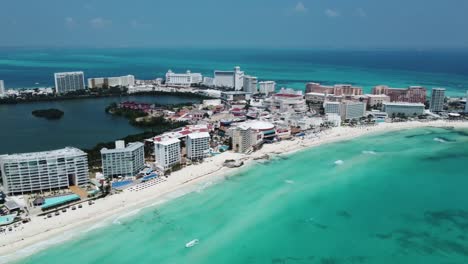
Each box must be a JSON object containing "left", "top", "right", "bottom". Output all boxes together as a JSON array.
[{"left": 41, "top": 194, "right": 80, "bottom": 210}]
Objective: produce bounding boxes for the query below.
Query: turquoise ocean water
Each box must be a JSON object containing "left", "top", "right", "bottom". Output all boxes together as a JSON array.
[
  {"left": 1, "top": 48, "right": 468, "bottom": 96},
  {"left": 12, "top": 127, "right": 468, "bottom": 264}
]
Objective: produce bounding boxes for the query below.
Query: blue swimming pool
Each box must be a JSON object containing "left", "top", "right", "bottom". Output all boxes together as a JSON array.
[
  {"left": 41, "top": 194, "right": 80, "bottom": 210},
  {"left": 112, "top": 180, "right": 133, "bottom": 189}
]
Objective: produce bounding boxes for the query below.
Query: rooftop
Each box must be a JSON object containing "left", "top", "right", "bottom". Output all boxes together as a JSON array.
[
  {"left": 156, "top": 137, "right": 181, "bottom": 146},
  {"left": 0, "top": 147, "right": 86, "bottom": 161},
  {"left": 188, "top": 132, "right": 210, "bottom": 139},
  {"left": 383, "top": 102, "right": 425, "bottom": 106},
  {"left": 101, "top": 142, "right": 144, "bottom": 154}
]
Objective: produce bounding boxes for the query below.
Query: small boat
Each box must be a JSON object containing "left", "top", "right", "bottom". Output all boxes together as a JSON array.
[{"left": 185, "top": 239, "right": 199, "bottom": 248}]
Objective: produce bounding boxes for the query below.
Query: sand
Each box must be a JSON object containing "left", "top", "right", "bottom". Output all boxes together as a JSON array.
[{"left": 0, "top": 120, "right": 467, "bottom": 262}]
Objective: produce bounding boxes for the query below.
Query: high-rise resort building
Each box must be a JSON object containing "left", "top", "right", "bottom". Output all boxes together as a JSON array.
[
  {"left": 372, "top": 85, "right": 427, "bottom": 104},
  {"left": 258, "top": 81, "right": 276, "bottom": 95},
  {"left": 430, "top": 88, "right": 445, "bottom": 112},
  {"left": 231, "top": 126, "right": 259, "bottom": 153},
  {"left": 306, "top": 83, "right": 363, "bottom": 96},
  {"left": 0, "top": 80, "right": 5, "bottom": 96},
  {"left": 214, "top": 66, "right": 244, "bottom": 90},
  {"left": 383, "top": 102, "right": 425, "bottom": 116},
  {"left": 54, "top": 71, "right": 85, "bottom": 94},
  {"left": 243, "top": 75, "right": 258, "bottom": 94},
  {"left": 88, "top": 75, "right": 135, "bottom": 89},
  {"left": 165, "top": 70, "right": 203, "bottom": 87},
  {"left": 0, "top": 148, "right": 89, "bottom": 195},
  {"left": 186, "top": 132, "right": 210, "bottom": 161},
  {"left": 323, "top": 101, "right": 366, "bottom": 121},
  {"left": 154, "top": 138, "right": 181, "bottom": 171},
  {"left": 100, "top": 141, "right": 145, "bottom": 179},
  {"left": 465, "top": 91, "right": 468, "bottom": 113}
]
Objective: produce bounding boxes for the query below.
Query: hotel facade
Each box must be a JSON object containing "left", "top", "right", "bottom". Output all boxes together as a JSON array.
[
  {"left": 430, "top": 88, "right": 445, "bottom": 112},
  {"left": 214, "top": 66, "right": 244, "bottom": 90},
  {"left": 88, "top": 75, "right": 135, "bottom": 89},
  {"left": 165, "top": 70, "right": 202, "bottom": 86},
  {"left": 324, "top": 101, "right": 366, "bottom": 121},
  {"left": 155, "top": 138, "right": 181, "bottom": 171},
  {"left": 0, "top": 148, "right": 89, "bottom": 195},
  {"left": 382, "top": 102, "right": 425, "bottom": 116},
  {"left": 186, "top": 132, "right": 210, "bottom": 160},
  {"left": 243, "top": 75, "right": 258, "bottom": 94},
  {"left": 0, "top": 80, "right": 4, "bottom": 96},
  {"left": 372, "top": 85, "right": 427, "bottom": 104},
  {"left": 258, "top": 81, "right": 276, "bottom": 95},
  {"left": 100, "top": 141, "right": 145, "bottom": 179},
  {"left": 54, "top": 71, "right": 85, "bottom": 94}
]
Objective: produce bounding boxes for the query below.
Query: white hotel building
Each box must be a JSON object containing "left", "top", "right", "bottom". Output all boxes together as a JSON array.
[
  {"left": 186, "top": 132, "right": 210, "bottom": 161},
  {"left": 54, "top": 71, "right": 86, "bottom": 94},
  {"left": 383, "top": 102, "right": 425, "bottom": 116},
  {"left": 155, "top": 138, "right": 181, "bottom": 171},
  {"left": 258, "top": 81, "right": 276, "bottom": 95},
  {"left": 214, "top": 66, "right": 244, "bottom": 90},
  {"left": 165, "top": 70, "right": 202, "bottom": 86},
  {"left": 100, "top": 141, "right": 145, "bottom": 179},
  {"left": 0, "top": 80, "right": 5, "bottom": 96},
  {"left": 88, "top": 75, "right": 135, "bottom": 89},
  {"left": 0, "top": 148, "right": 89, "bottom": 195},
  {"left": 324, "top": 101, "right": 366, "bottom": 121},
  {"left": 243, "top": 75, "right": 258, "bottom": 94}
]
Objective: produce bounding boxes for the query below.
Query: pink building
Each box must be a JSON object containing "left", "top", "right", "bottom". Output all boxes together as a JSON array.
[
  {"left": 305, "top": 83, "right": 363, "bottom": 96},
  {"left": 372, "top": 85, "right": 426, "bottom": 104}
]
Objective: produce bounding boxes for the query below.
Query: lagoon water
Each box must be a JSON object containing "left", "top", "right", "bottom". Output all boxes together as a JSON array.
[
  {"left": 1, "top": 48, "right": 468, "bottom": 96},
  {"left": 0, "top": 95, "right": 198, "bottom": 154},
  {"left": 15, "top": 127, "right": 468, "bottom": 264}
]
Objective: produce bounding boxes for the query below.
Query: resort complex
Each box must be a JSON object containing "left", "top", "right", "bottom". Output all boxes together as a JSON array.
[{"left": 0, "top": 63, "right": 467, "bottom": 254}]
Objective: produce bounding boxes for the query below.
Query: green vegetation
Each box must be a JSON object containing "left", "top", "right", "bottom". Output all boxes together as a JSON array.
[
  {"left": 105, "top": 103, "right": 148, "bottom": 120},
  {"left": 0, "top": 88, "right": 211, "bottom": 105},
  {"left": 31, "top": 108, "right": 64, "bottom": 120},
  {"left": 85, "top": 109, "right": 188, "bottom": 171}
]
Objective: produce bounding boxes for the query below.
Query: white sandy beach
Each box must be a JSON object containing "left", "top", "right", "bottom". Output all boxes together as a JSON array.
[{"left": 1, "top": 120, "right": 467, "bottom": 262}]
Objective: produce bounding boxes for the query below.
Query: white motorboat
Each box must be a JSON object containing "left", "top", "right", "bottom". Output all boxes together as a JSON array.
[{"left": 185, "top": 239, "right": 199, "bottom": 248}]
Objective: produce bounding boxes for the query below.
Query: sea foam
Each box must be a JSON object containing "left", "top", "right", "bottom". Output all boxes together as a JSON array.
[{"left": 362, "top": 150, "right": 377, "bottom": 155}]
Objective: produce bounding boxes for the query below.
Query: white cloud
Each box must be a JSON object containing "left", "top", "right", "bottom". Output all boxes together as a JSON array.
[
  {"left": 355, "top": 8, "right": 367, "bottom": 18},
  {"left": 294, "top": 2, "right": 308, "bottom": 13},
  {"left": 65, "top": 17, "right": 77, "bottom": 28},
  {"left": 325, "top": 9, "right": 340, "bottom": 18},
  {"left": 89, "top": 17, "right": 112, "bottom": 29}
]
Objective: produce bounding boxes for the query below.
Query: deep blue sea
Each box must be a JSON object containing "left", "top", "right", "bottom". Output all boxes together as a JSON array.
[{"left": 0, "top": 48, "right": 468, "bottom": 96}]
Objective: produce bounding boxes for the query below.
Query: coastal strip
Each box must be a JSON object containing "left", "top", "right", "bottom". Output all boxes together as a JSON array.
[{"left": 0, "top": 120, "right": 467, "bottom": 263}]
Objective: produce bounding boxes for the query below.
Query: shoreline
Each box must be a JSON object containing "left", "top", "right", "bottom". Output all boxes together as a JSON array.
[
  {"left": 0, "top": 90, "right": 210, "bottom": 105},
  {"left": 1, "top": 120, "right": 467, "bottom": 263}
]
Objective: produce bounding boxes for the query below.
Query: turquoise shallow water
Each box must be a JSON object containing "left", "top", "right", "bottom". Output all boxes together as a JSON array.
[
  {"left": 12, "top": 127, "right": 468, "bottom": 264},
  {"left": 1, "top": 48, "right": 468, "bottom": 96}
]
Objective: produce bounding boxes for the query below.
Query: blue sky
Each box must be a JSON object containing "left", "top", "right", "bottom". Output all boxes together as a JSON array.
[{"left": 0, "top": 0, "right": 467, "bottom": 48}]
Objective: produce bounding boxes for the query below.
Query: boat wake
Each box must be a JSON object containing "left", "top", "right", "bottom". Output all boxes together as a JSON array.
[
  {"left": 433, "top": 137, "right": 446, "bottom": 143},
  {"left": 284, "top": 180, "right": 295, "bottom": 184},
  {"left": 362, "top": 150, "right": 377, "bottom": 155}
]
